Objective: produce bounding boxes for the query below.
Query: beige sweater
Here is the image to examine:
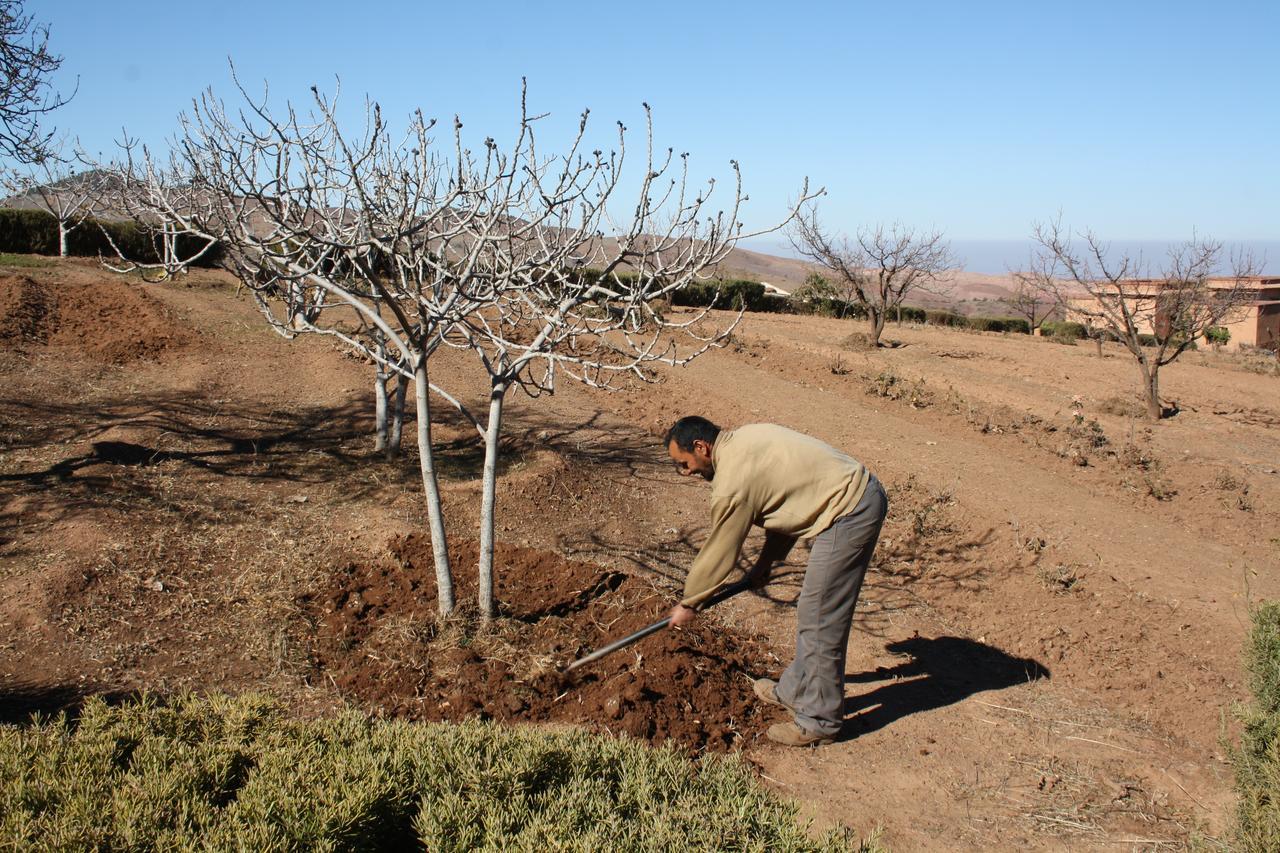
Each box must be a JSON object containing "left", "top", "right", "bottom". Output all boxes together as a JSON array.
[{"left": 681, "top": 423, "right": 870, "bottom": 607}]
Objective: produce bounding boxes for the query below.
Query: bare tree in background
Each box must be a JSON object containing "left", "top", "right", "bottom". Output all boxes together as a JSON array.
[
  {"left": 1032, "top": 219, "right": 1258, "bottom": 419},
  {"left": 2, "top": 139, "right": 104, "bottom": 255},
  {"left": 97, "top": 150, "right": 220, "bottom": 281},
  {"left": 1007, "top": 255, "right": 1061, "bottom": 335},
  {"left": 114, "top": 75, "right": 815, "bottom": 620},
  {"left": 0, "top": 0, "right": 73, "bottom": 164},
  {"left": 790, "top": 209, "right": 955, "bottom": 346}
]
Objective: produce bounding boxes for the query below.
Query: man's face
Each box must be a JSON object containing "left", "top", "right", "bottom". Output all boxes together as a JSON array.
[{"left": 668, "top": 439, "right": 715, "bottom": 481}]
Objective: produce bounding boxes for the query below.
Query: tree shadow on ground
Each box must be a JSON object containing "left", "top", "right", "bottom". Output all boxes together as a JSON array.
[
  {"left": 838, "top": 635, "right": 1050, "bottom": 740},
  {"left": 0, "top": 682, "right": 140, "bottom": 726},
  {"left": 0, "top": 390, "right": 542, "bottom": 551}
]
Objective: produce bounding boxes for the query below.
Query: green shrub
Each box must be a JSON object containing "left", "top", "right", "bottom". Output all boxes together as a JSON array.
[
  {"left": 896, "top": 305, "right": 927, "bottom": 323},
  {"left": 1234, "top": 602, "right": 1280, "bottom": 852},
  {"left": 966, "top": 316, "right": 1031, "bottom": 334},
  {"left": 924, "top": 309, "right": 966, "bottom": 328},
  {"left": 1094, "top": 327, "right": 1122, "bottom": 343},
  {"left": 757, "top": 294, "right": 793, "bottom": 313},
  {"left": 1042, "top": 321, "right": 1087, "bottom": 340},
  {"left": 1206, "top": 326, "right": 1231, "bottom": 346},
  {"left": 672, "top": 278, "right": 770, "bottom": 312},
  {"left": 0, "top": 693, "right": 876, "bottom": 851}
]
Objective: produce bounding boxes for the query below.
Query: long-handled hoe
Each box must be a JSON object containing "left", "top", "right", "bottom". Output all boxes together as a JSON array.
[{"left": 563, "top": 579, "right": 750, "bottom": 673}]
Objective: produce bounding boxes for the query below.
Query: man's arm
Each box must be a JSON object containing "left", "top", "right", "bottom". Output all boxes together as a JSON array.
[{"left": 670, "top": 495, "right": 754, "bottom": 627}]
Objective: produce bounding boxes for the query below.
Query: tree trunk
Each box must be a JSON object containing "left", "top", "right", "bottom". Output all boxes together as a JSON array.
[
  {"left": 869, "top": 308, "right": 886, "bottom": 347},
  {"left": 1137, "top": 360, "right": 1162, "bottom": 420},
  {"left": 1094, "top": 336, "right": 1103, "bottom": 358},
  {"left": 374, "top": 368, "right": 389, "bottom": 454},
  {"left": 414, "top": 356, "right": 454, "bottom": 615},
  {"left": 389, "top": 374, "right": 408, "bottom": 456},
  {"left": 477, "top": 381, "right": 507, "bottom": 623},
  {"left": 58, "top": 223, "right": 68, "bottom": 258}
]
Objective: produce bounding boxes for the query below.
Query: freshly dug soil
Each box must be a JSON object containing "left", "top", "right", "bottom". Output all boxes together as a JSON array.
[
  {"left": 301, "top": 534, "right": 782, "bottom": 751},
  {"left": 0, "top": 273, "right": 194, "bottom": 363}
]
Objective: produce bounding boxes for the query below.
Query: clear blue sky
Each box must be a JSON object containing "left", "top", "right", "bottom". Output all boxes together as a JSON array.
[{"left": 31, "top": 0, "right": 1280, "bottom": 265}]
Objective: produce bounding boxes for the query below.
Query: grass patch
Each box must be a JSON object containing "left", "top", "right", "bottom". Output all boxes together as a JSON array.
[
  {"left": 1233, "top": 601, "right": 1280, "bottom": 851},
  {"left": 0, "top": 692, "right": 878, "bottom": 851},
  {"left": 864, "top": 369, "right": 933, "bottom": 409},
  {"left": 0, "top": 252, "right": 53, "bottom": 268}
]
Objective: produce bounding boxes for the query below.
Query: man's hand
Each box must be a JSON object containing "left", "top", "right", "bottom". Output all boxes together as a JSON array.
[
  {"left": 747, "top": 560, "right": 773, "bottom": 590},
  {"left": 669, "top": 603, "right": 697, "bottom": 628}
]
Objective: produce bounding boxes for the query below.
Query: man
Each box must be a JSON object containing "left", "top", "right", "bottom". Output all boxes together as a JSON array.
[{"left": 665, "top": 416, "right": 888, "bottom": 747}]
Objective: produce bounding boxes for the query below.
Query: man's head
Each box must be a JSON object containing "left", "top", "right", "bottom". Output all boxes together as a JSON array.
[{"left": 664, "top": 415, "right": 720, "bottom": 481}]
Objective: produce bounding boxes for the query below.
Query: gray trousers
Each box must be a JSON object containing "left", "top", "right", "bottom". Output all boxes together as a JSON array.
[{"left": 776, "top": 475, "right": 888, "bottom": 736}]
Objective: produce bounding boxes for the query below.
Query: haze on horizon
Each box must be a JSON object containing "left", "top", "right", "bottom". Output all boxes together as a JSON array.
[{"left": 31, "top": 0, "right": 1279, "bottom": 269}]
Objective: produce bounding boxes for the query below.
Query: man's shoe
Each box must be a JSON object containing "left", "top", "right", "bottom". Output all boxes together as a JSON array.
[
  {"left": 752, "top": 678, "right": 795, "bottom": 712},
  {"left": 766, "top": 721, "right": 835, "bottom": 747}
]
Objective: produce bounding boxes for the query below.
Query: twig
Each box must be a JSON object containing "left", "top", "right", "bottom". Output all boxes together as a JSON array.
[
  {"left": 973, "top": 698, "right": 1110, "bottom": 730},
  {"left": 1162, "top": 768, "right": 1209, "bottom": 812},
  {"left": 1030, "top": 814, "right": 1097, "bottom": 832},
  {"left": 1064, "top": 735, "right": 1139, "bottom": 753},
  {"left": 1106, "top": 840, "right": 1177, "bottom": 848}
]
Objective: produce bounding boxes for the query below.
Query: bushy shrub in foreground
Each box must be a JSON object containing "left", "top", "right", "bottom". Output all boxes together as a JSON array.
[
  {"left": 1234, "top": 601, "right": 1280, "bottom": 852},
  {"left": 0, "top": 693, "right": 877, "bottom": 851}
]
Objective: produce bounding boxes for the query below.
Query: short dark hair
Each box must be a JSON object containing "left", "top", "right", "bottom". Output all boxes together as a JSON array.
[{"left": 664, "top": 416, "right": 721, "bottom": 451}]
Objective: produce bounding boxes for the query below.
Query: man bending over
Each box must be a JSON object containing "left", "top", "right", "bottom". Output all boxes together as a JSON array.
[{"left": 666, "top": 416, "right": 888, "bottom": 747}]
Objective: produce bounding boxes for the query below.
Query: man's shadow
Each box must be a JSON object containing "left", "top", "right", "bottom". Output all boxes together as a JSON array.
[{"left": 839, "top": 635, "right": 1049, "bottom": 739}]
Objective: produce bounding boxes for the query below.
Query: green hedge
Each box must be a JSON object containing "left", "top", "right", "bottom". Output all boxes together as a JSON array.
[
  {"left": 0, "top": 208, "right": 222, "bottom": 267},
  {"left": 791, "top": 297, "right": 867, "bottom": 319},
  {"left": 966, "top": 316, "right": 1030, "bottom": 334},
  {"left": 1234, "top": 602, "right": 1280, "bottom": 851},
  {"left": 672, "top": 279, "right": 772, "bottom": 311},
  {"left": 1040, "top": 320, "right": 1088, "bottom": 340},
  {"left": 925, "top": 309, "right": 966, "bottom": 327},
  {"left": 0, "top": 693, "right": 874, "bottom": 851}
]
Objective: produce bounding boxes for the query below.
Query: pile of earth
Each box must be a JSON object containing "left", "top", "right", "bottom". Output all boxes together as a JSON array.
[
  {"left": 0, "top": 273, "right": 195, "bottom": 363},
  {"left": 300, "top": 534, "right": 784, "bottom": 752}
]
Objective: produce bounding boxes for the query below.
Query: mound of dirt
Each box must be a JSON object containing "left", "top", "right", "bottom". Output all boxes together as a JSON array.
[
  {"left": 300, "top": 534, "right": 781, "bottom": 752},
  {"left": 0, "top": 273, "right": 195, "bottom": 363},
  {"left": 0, "top": 275, "right": 54, "bottom": 345}
]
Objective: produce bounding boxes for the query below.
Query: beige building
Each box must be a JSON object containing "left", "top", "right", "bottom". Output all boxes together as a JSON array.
[{"left": 1067, "top": 276, "right": 1280, "bottom": 351}]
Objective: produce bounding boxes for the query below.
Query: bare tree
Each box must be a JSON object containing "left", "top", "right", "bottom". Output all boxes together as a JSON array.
[
  {"left": 1032, "top": 219, "right": 1258, "bottom": 419},
  {"left": 3, "top": 140, "right": 104, "bottom": 255},
  {"left": 790, "top": 210, "right": 955, "bottom": 346},
  {"left": 1007, "top": 256, "right": 1061, "bottom": 335},
  {"left": 113, "top": 75, "right": 815, "bottom": 621},
  {"left": 95, "top": 151, "right": 220, "bottom": 281},
  {"left": 0, "top": 0, "right": 73, "bottom": 164}
]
